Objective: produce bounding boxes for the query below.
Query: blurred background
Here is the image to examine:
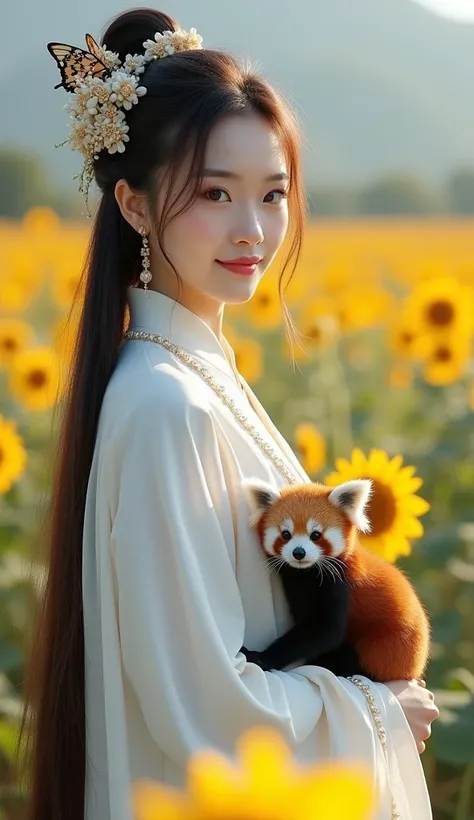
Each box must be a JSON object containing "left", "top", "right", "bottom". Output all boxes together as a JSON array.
[{"left": 1, "top": 0, "right": 474, "bottom": 818}]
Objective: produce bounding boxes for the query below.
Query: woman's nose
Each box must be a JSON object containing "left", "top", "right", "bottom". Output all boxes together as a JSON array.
[{"left": 231, "top": 211, "right": 264, "bottom": 246}]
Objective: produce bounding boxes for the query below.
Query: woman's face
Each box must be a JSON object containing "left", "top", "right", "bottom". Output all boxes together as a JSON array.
[{"left": 152, "top": 113, "right": 290, "bottom": 310}]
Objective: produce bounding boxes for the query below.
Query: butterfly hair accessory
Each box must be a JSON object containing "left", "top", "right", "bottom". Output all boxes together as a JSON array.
[{"left": 47, "top": 27, "right": 203, "bottom": 217}]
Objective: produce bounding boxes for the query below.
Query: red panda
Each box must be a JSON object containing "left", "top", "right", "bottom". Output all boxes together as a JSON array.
[{"left": 240, "top": 477, "right": 430, "bottom": 683}]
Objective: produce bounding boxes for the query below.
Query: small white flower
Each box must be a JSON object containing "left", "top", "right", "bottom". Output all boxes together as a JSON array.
[
  {"left": 143, "top": 27, "right": 203, "bottom": 61},
  {"left": 97, "top": 42, "right": 121, "bottom": 69},
  {"left": 122, "top": 53, "right": 147, "bottom": 75},
  {"left": 97, "top": 108, "right": 130, "bottom": 154},
  {"left": 69, "top": 118, "right": 94, "bottom": 155},
  {"left": 109, "top": 71, "right": 147, "bottom": 110}
]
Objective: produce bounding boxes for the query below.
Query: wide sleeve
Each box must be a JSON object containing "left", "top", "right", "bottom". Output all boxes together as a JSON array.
[{"left": 102, "top": 376, "right": 432, "bottom": 818}]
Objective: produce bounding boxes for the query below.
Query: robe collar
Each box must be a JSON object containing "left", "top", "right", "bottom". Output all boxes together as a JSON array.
[
  {"left": 126, "top": 285, "right": 241, "bottom": 387},
  {"left": 126, "top": 285, "right": 309, "bottom": 484}
]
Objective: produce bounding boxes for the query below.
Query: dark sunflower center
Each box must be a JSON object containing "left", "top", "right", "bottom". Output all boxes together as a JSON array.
[
  {"left": 28, "top": 369, "right": 47, "bottom": 389},
  {"left": 360, "top": 477, "right": 397, "bottom": 537},
  {"left": 426, "top": 300, "right": 455, "bottom": 327},
  {"left": 400, "top": 331, "right": 413, "bottom": 346},
  {"left": 307, "top": 326, "right": 321, "bottom": 341},
  {"left": 258, "top": 294, "right": 271, "bottom": 308},
  {"left": 2, "top": 337, "right": 17, "bottom": 352},
  {"left": 433, "top": 346, "right": 452, "bottom": 363}
]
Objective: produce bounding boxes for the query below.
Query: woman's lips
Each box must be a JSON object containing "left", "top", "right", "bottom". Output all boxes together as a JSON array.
[{"left": 216, "top": 261, "right": 258, "bottom": 275}]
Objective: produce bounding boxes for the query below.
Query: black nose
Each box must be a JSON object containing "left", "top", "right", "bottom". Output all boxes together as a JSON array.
[{"left": 292, "top": 547, "right": 306, "bottom": 560}]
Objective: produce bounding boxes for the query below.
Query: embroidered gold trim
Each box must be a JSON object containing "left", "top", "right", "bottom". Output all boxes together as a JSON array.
[
  {"left": 123, "top": 330, "right": 301, "bottom": 485},
  {"left": 349, "top": 676, "right": 401, "bottom": 819}
]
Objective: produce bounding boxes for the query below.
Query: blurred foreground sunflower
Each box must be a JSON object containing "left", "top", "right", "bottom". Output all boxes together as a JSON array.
[
  {"left": 132, "top": 726, "right": 376, "bottom": 820},
  {"left": 8, "top": 346, "right": 63, "bottom": 412},
  {"left": 325, "top": 448, "right": 430, "bottom": 562},
  {"left": 0, "top": 415, "right": 27, "bottom": 495}
]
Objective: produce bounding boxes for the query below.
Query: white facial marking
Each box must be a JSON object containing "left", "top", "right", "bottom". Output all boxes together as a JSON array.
[
  {"left": 281, "top": 534, "right": 323, "bottom": 569},
  {"left": 263, "top": 526, "right": 281, "bottom": 555},
  {"left": 306, "top": 518, "right": 323, "bottom": 534},
  {"left": 323, "top": 527, "right": 346, "bottom": 557}
]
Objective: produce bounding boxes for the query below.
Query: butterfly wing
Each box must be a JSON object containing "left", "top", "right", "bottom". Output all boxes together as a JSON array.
[
  {"left": 47, "top": 42, "right": 109, "bottom": 91},
  {"left": 85, "top": 33, "right": 105, "bottom": 61}
]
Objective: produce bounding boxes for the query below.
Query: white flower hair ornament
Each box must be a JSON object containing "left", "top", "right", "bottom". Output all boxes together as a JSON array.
[{"left": 47, "top": 28, "right": 203, "bottom": 217}]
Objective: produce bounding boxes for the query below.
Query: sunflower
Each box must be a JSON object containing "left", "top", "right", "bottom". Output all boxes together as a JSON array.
[
  {"left": 324, "top": 448, "right": 430, "bottom": 562},
  {"left": 245, "top": 279, "right": 282, "bottom": 330},
  {"left": 50, "top": 260, "right": 85, "bottom": 311},
  {"left": 294, "top": 423, "right": 326, "bottom": 475},
  {"left": 132, "top": 725, "right": 375, "bottom": 820},
  {"left": 0, "top": 249, "right": 44, "bottom": 313},
  {"left": 0, "top": 319, "right": 35, "bottom": 369},
  {"left": 334, "top": 285, "right": 396, "bottom": 334},
  {"left": 296, "top": 297, "right": 340, "bottom": 353},
  {"left": 403, "top": 276, "right": 473, "bottom": 338},
  {"left": 421, "top": 333, "right": 471, "bottom": 386},
  {"left": 385, "top": 314, "right": 432, "bottom": 362},
  {"left": 0, "top": 415, "right": 27, "bottom": 495},
  {"left": 8, "top": 347, "right": 63, "bottom": 412},
  {"left": 22, "top": 205, "right": 62, "bottom": 235},
  {"left": 233, "top": 337, "right": 263, "bottom": 384}
]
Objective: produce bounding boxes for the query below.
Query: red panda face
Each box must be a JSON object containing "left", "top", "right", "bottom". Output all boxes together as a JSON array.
[
  {"left": 261, "top": 510, "right": 348, "bottom": 569},
  {"left": 241, "top": 477, "right": 373, "bottom": 570}
]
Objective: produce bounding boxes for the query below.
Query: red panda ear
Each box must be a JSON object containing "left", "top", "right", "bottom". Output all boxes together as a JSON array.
[
  {"left": 241, "top": 478, "right": 281, "bottom": 527},
  {"left": 327, "top": 479, "right": 373, "bottom": 533}
]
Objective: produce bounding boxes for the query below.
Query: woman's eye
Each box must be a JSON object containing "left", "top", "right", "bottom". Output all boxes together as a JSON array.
[
  {"left": 281, "top": 530, "right": 292, "bottom": 541},
  {"left": 204, "top": 188, "right": 230, "bottom": 202},
  {"left": 202, "top": 188, "right": 289, "bottom": 203},
  {"left": 264, "top": 189, "right": 289, "bottom": 204}
]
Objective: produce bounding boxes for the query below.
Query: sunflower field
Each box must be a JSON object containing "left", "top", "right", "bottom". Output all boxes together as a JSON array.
[{"left": 0, "top": 207, "right": 474, "bottom": 818}]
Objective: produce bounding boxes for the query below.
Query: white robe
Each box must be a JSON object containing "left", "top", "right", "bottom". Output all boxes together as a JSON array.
[{"left": 82, "top": 285, "right": 432, "bottom": 820}]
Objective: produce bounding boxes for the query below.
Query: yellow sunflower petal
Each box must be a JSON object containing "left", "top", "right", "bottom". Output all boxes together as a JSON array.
[
  {"left": 384, "top": 454, "right": 405, "bottom": 479},
  {"left": 400, "top": 495, "right": 431, "bottom": 516},
  {"left": 352, "top": 448, "right": 368, "bottom": 473},
  {"left": 397, "top": 517, "right": 425, "bottom": 539},
  {"left": 187, "top": 749, "right": 244, "bottom": 817},
  {"left": 298, "top": 764, "right": 376, "bottom": 820}
]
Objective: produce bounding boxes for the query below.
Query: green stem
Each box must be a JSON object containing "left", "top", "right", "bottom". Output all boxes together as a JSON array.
[{"left": 454, "top": 761, "right": 474, "bottom": 820}]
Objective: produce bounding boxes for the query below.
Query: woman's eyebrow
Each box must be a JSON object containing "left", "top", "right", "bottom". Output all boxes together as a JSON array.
[{"left": 202, "top": 169, "right": 289, "bottom": 181}]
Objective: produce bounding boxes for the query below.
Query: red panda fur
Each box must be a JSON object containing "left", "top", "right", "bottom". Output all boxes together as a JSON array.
[{"left": 249, "top": 480, "right": 430, "bottom": 682}]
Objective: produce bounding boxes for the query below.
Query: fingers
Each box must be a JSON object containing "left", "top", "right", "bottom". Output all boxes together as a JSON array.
[
  {"left": 417, "top": 741, "right": 426, "bottom": 754},
  {"left": 417, "top": 678, "right": 426, "bottom": 688}
]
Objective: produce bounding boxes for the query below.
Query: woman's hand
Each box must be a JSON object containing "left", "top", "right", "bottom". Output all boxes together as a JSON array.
[{"left": 384, "top": 678, "right": 439, "bottom": 753}]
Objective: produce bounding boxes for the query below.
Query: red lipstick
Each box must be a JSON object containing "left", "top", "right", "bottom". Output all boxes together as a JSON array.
[{"left": 216, "top": 255, "right": 262, "bottom": 276}]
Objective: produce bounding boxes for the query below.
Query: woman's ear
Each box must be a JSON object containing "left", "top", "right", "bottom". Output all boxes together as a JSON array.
[{"left": 114, "top": 178, "right": 149, "bottom": 233}]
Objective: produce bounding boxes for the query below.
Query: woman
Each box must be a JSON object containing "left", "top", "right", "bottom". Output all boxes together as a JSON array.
[{"left": 19, "top": 7, "right": 438, "bottom": 820}]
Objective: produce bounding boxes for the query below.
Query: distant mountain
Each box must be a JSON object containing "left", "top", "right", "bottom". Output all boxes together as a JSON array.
[{"left": 2, "top": 0, "right": 474, "bottom": 188}]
